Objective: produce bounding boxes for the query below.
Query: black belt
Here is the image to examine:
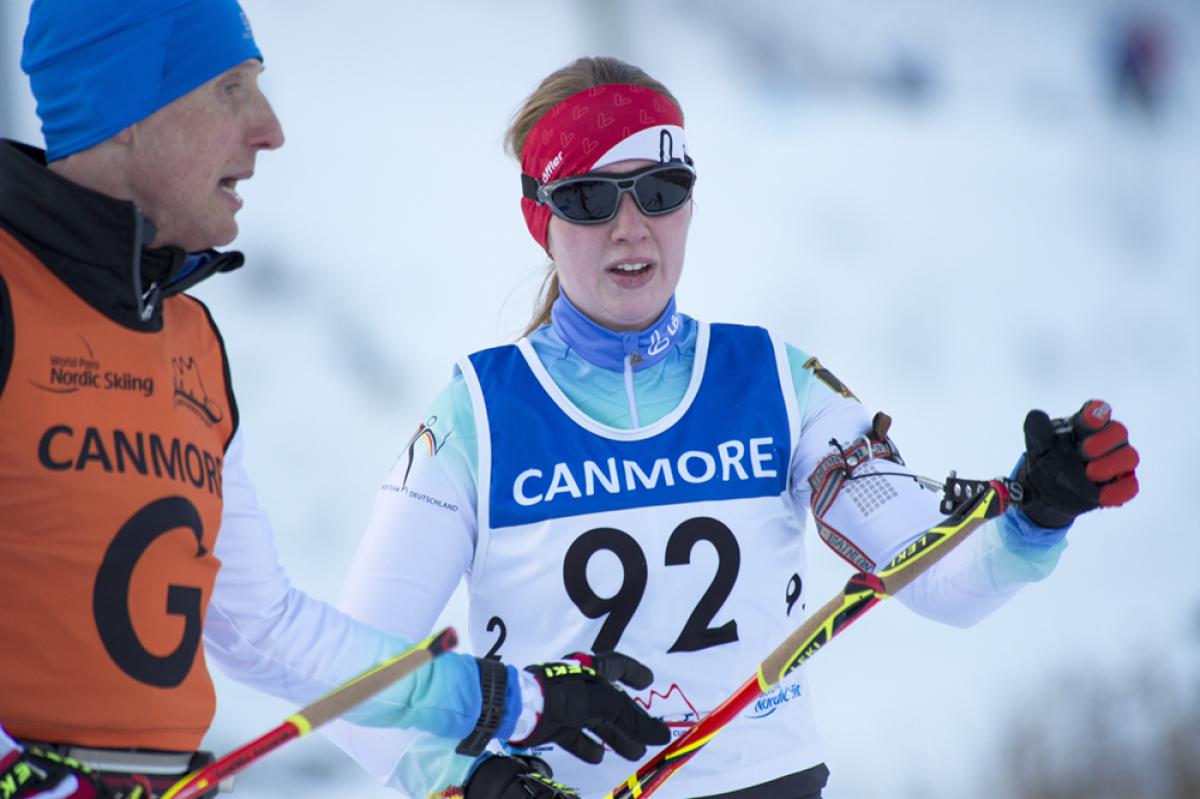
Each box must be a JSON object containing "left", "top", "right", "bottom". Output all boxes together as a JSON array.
[{"left": 20, "top": 742, "right": 226, "bottom": 799}]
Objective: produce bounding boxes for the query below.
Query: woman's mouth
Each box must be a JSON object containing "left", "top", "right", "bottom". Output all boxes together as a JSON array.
[
  {"left": 607, "top": 261, "right": 656, "bottom": 288},
  {"left": 609, "top": 261, "right": 652, "bottom": 275}
]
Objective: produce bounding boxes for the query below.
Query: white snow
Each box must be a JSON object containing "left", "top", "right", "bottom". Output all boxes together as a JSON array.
[{"left": 2, "top": 1, "right": 1197, "bottom": 797}]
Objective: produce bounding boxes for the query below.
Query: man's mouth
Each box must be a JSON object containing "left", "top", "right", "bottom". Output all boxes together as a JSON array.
[{"left": 218, "top": 177, "right": 242, "bottom": 203}]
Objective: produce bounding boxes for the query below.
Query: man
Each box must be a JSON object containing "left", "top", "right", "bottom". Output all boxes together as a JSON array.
[{"left": 0, "top": 2, "right": 667, "bottom": 797}]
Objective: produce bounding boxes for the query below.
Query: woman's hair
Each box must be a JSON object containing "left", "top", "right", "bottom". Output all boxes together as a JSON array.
[{"left": 508, "top": 56, "right": 683, "bottom": 337}]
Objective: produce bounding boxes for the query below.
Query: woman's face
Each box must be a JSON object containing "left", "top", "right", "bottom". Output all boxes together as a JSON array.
[{"left": 548, "top": 159, "right": 691, "bottom": 332}]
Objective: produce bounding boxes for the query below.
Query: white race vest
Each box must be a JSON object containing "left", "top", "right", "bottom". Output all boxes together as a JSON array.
[{"left": 459, "top": 323, "right": 826, "bottom": 798}]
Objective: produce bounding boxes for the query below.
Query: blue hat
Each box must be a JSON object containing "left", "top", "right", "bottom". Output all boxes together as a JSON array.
[{"left": 22, "top": 0, "right": 262, "bottom": 162}]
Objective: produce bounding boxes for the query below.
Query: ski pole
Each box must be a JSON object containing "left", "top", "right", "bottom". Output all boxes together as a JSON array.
[
  {"left": 606, "top": 479, "right": 1017, "bottom": 799},
  {"left": 160, "top": 626, "right": 458, "bottom": 799}
]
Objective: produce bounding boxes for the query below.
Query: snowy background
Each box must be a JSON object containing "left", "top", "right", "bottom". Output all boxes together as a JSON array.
[{"left": 3, "top": 1, "right": 1198, "bottom": 797}]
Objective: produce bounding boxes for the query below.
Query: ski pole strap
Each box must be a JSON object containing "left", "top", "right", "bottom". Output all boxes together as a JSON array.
[
  {"left": 807, "top": 433, "right": 905, "bottom": 573},
  {"left": 809, "top": 436, "right": 904, "bottom": 507},
  {"left": 456, "top": 657, "right": 509, "bottom": 756}
]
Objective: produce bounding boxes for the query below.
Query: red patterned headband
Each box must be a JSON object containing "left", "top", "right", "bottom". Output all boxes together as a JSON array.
[{"left": 520, "top": 83, "right": 688, "bottom": 252}]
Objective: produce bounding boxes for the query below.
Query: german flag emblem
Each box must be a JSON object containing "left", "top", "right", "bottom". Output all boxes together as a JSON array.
[{"left": 802, "top": 357, "right": 857, "bottom": 401}]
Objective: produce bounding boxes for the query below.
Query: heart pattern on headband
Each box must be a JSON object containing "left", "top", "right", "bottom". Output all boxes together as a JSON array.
[{"left": 520, "top": 83, "right": 688, "bottom": 253}]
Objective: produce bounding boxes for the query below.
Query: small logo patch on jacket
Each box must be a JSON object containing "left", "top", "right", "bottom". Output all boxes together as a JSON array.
[{"left": 802, "top": 356, "right": 857, "bottom": 401}]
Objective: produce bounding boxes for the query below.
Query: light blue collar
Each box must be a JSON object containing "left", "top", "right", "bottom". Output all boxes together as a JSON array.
[{"left": 550, "top": 292, "right": 683, "bottom": 372}]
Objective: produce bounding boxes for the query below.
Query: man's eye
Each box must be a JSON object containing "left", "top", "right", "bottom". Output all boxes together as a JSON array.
[{"left": 223, "top": 82, "right": 243, "bottom": 96}]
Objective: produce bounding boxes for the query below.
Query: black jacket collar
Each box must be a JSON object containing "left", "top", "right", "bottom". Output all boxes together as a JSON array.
[{"left": 0, "top": 139, "right": 243, "bottom": 330}]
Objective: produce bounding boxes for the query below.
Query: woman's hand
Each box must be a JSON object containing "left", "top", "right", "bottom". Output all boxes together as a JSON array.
[
  {"left": 1016, "top": 399, "right": 1139, "bottom": 529},
  {"left": 511, "top": 651, "right": 670, "bottom": 764}
]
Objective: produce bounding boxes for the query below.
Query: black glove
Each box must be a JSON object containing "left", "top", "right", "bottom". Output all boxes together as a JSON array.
[
  {"left": 463, "top": 755, "right": 579, "bottom": 799},
  {"left": 1016, "top": 399, "right": 1140, "bottom": 529},
  {"left": 512, "top": 651, "right": 670, "bottom": 764},
  {"left": 0, "top": 745, "right": 112, "bottom": 798}
]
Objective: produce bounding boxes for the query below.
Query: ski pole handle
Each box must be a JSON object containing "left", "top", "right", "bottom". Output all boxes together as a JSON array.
[{"left": 160, "top": 627, "right": 458, "bottom": 799}]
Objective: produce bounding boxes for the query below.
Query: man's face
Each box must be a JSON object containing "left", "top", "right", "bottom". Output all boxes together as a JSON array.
[{"left": 126, "top": 60, "right": 283, "bottom": 251}]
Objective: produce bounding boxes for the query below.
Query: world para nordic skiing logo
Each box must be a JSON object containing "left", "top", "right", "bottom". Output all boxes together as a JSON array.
[{"left": 31, "top": 335, "right": 155, "bottom": 398}]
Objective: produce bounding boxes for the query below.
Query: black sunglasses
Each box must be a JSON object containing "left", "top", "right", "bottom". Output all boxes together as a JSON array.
[{"left": 522, "top": 160, "right": 697, "bottom": 224}]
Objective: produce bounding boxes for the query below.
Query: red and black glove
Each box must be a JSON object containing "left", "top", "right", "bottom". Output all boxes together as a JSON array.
[
  {"left": 463, "top": 755, "right": 579, "bottom": 799},
  {"left": 512, "top": 651, "right": 669, "bottom": 764},
  {"left": 0, "top": 746, "right": 112, "bottom": 799},
  {"left": 1016, "top": 399, "right": 1139, "bottom": 529}
]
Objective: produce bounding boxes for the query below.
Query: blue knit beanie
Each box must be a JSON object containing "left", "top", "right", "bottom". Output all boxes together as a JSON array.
[{"left": 22, "top": 0, "right": 262, "bottom": 162}]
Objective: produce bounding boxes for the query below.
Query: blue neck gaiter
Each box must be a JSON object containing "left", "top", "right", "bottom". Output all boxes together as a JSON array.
[{"left": 551, "top": 292, "right": 683, "bottom": 372}]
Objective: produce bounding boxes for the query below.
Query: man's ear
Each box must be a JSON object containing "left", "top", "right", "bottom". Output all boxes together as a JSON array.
[{"left": 112, "top": 126, "right": 134, "bottom": 146}]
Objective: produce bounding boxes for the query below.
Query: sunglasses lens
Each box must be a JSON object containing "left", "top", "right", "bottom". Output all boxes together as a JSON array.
[
  {"left": 550, "top": 181, "right": 621, "bottom": 222},
  {"left": 545, "top": 167, "right": 695, "bottom": 222},
  {"left": 635, "top": 168, "right": 695, "bottom": 214}
]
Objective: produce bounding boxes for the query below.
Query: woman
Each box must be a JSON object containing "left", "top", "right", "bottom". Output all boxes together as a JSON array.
[{"left": 334, "top": 57, "right": 1139, "bottom": 799}]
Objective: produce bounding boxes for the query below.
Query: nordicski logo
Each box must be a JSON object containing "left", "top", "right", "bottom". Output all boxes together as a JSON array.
[
  {"left": 512, "top": 437, "right": 779, "bottom": 508},
  {"left": 748, "top": 682, "right": 802, "bottom": 719}
]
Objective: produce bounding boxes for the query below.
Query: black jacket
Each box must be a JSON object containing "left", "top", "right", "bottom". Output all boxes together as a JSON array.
[{"left": 0, "top": 138, "right": 243, "bottom": 392}]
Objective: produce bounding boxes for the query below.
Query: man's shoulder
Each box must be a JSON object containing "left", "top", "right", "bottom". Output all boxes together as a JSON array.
[{"left": 167, "top": 291, "right": 224, "bottom": 335}]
